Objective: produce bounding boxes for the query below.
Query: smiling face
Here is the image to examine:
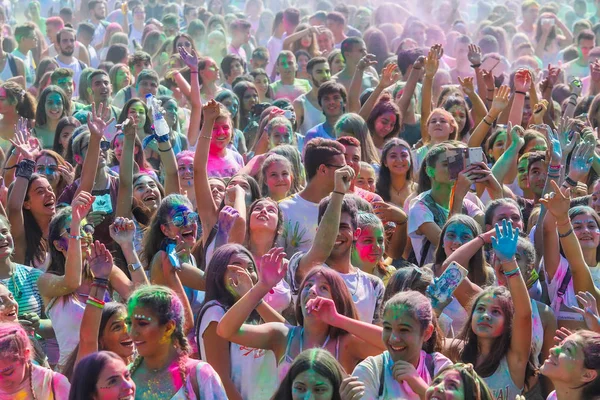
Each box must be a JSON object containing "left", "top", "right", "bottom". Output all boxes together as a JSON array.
[
  {"left": 128, "top": 307, "right": 172, "bottom": 357},
  {"left": 527, "top": 160, "right": 547, "bottom": 196},
  {"left": 160, "top": 203, "right": 198, "bottom": 246},
  {"left": 343, "top": 145, "right": 361, "bottom": 179},
  {"left": 100, "top": 310, "right": 134, "bottom": 359},
  {"left": 426, "top": 369, "right": 465, "bottom": 400},
  {"left": 24, "top": 177, "right": 56, "bottom": 218},
  {"left": 210, "top": 117, "right": 232, "bottom": 154},
  {"left": 0, "top": 354, "right": 28, "bottom": 392},
  {"left": 353, "top": 225, "right": 385, "bottom": 268},
  {"left": 45, "top": 92, "right": 64, "bottom": 122},
  {"left": 249, "top": 199, "right": 279, "bottom": 233},
  {"left": 264, "top": 161, "right": 292, "bottom": 200},
  {"left": 0, "top": 285, "right": 18, "bottom": 322},
  {"left": 291, "top": 369, "right": 334, "bottom": 400},
  {"left": 209, "top": 178, "right": 226, "bottom": 206},
  {"left": 321, "top": 92, "right": 344, "bottom": 118},
  {"left": 94, "top": 357, "right": 135, "bottom": 400},
  {"left": 355, "top": 168, "right": 376, "bottom": 192},
  {"left": 374, "top": 112, "right": 397, "bottom": 139},
  {"left": 489, "top": 203, "right": 523, "bottom": 232},
  {"left": 35, "top": 155, "right": 59, "bottom": 188},
  {"left": 382, "top": 305, "right": 431, "bottom": 364},
  {"left": 427, "top": 111, "right": 454, "bottom": 142},
  {"left": 384, "top": 145, "right": 411, "bottom": 177},
  {"left": 540, "top": 334, "right": 596, "bottom": 385},
  {"left": 177, "top": 155, "right": 194, "bottom": 187},
  {"left": 300, "top": 273, "right": 332, "bottom": 317},
  {"left": 471, "top": 294, "right": 506, "bottom": 338},
  {"left": 442, "top": 222, "right": 475, "bottom": 257},
  {"left": 330, "top": 212, "right": 358, "bottom": 260},
  {"left": 133, "top": 175, "right": 161, "bottom": 211},
  {"left": 572, "top": 213, "right": 600, "bottom": 250},
  {"left": 253, "top": 74, "right": 269, "bottom": 96}
]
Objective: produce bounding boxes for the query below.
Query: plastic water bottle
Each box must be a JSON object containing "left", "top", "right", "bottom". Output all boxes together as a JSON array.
[{"left": 146, "top": 94, "right": 170, "bottom": 137}]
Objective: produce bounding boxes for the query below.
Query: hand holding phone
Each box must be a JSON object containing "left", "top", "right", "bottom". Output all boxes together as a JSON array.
[{"left": 427, "top": 262, "right": 468, "bottom": 309}]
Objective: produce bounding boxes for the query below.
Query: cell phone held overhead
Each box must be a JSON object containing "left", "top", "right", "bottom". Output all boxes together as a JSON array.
[
  {"left": 426, "top": 261, "right": 468, "bottom": 309},
  {"left": 446, "top": 147, "right": 485, "bottom": 180}
]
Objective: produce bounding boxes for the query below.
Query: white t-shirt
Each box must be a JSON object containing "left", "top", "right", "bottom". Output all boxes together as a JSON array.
[
  {"left": 407, "top": 190, "right": 483, "bottom": 265},
  {"left": 285, "top": 252, "right": 385, "bottom": 324},
  {"left": 352, "top": 350, "right": 452, "bottom": 399},
  {"left": 55, "top": 57, "right": 87, "bottom": 92},
  {"left": 265, "top": 34, "right": 286, "bottom": 78},
  {"left": 198, "top": 303, "right": 278, "bottom": 400},
  {"left": 278, "top": 193, "right": 320, "bottom": 256}
]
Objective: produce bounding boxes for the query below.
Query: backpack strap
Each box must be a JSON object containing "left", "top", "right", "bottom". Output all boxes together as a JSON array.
[
  {"left": 378, "top": 355, "right": 385, "bottom": 397},
  {"left": 557, "top": 267, "right": 572, "bottom": 298},
  {"left": 417, "top": 194, "right": 448, "bottom": 267},
  {"left": 78, "top": 60, "right": 86, "bottom": 70},
  {"left": 194, "top": 300, "right": 227, "bottom": 360},
  {"left": 6, "top": 53, "right": 17, "bottom": 77}
]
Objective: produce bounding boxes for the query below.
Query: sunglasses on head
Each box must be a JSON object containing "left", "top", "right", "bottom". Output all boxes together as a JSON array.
[{"left": 168, "top": 212, "right": 199, "bottom": 227}]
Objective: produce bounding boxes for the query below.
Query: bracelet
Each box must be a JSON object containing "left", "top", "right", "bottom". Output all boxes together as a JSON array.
[
  {"left": 86, "top": 299, "right": 104, "bottom": 309},
  {"left": 67, "top": 233, "right": 82, "bottom": 240},
  {"left": 471, "top": 63, "right": 481, "bottom": 68},
  {"left": 190, "top": 70, "right": 199, "bottom": 74},
  {"left": 565, "top": 176, "right": 578, "bottom": 187},
  {"left": 15, "top": 159, "right": 35, "bottom": 179},
  {"left": 93, "top": 277, "right": 109, "bottom": 285},
  {"left": 332, "top": 190, "right": 345, "bottom": 196},
  {"left": 199, "top": 135, "right": 212, "bottom": 140},
  {"left": 158, "top": 146, "right": 173, "bottom": 152},
  {"left": 91, "top": 282, "right": 109, "bottom": 290},
  {"left": 88, "top": 295, "right": 105, "bottom": 305},
  {"left": 503, "top": 266, "right": 521, "bottom": 278},
  {"left": 477, "top": 235, "right": 486, "bottom": 246},
  {"left": 515, "top": 91, "right": 527, "bottom": 95},
  {"left": 559, "top": 228, "right": 574, "bottom": 238},
  {"left": 482, "top": 118, "right": 492, "bottom": 126},
  {"left": 548, "top": 165, "right": 561, "bottom": 173}
]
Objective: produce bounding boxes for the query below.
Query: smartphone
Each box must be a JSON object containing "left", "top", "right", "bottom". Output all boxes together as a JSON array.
[
  {"left": 162, "top": 238, "right": 181, "bottom": 270},
  {"left": 467, "top": 147, "right": 484, "bottom": 166},
  {"left": 426, "top": 261, "right": 468, "bottom": 309}
]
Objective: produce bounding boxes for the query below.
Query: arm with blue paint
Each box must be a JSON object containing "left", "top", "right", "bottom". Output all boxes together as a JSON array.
[{"left": 491, "top": 220, "right": 532, "bottom": 390}]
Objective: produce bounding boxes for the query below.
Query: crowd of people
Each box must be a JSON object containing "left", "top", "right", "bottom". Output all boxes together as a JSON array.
[{"left": 0, "top": 0, "right": 597, "bottom": 399}]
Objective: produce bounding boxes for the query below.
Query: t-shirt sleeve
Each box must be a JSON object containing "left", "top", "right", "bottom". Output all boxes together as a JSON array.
[
  {"left": 407, "top": 200, "right": 434, "bottom": 235},
  {"left": 199, "top": 305, "right": 225, "bottom": 339},
  {"left": 464, "top": 199, "right": 483, "bottom": 218},
  {"left": 431, "top": 352, "right": 453, "bottom": 377},
  {"left": 197, "top": 361, "right": 228, "bottom": 399},
  {"left": 352, "top": 356, "right": 381, "bottom": 399},
  {"left": 52, "top": 371, "right": 71, "bottom": 398}
]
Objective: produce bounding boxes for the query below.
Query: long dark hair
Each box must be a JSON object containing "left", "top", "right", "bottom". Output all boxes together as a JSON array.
[
  {"left": 294, "top": 267, "right": 358, "bottom": 339},
  {"left": 366, "top": 93, "right": 401, "bottom": 143},
  {"left": 432, "top": 215, "right": 492, "bottom": 287},
  {"left": 442, "top": 96, "right": 472, "bottom": 140},
  {"left": 454, "top": 286, "right": 513, "bottom": 377},
  {"left": 0, "top": 81, "right": 36, "bottom": 119},
  {"left": 69, "top": 351, "right": 124, "bottom": 400},
  {"left": 131, "top": 173, "right": 165, "bottom": 228},
  {"left": 35, "top": 85, "right": 70, "bottom": 127},
  {"left": 47, "top": 206, "right": 76, "bottom": 277},
  {"left": 117, "top": 99, "right": 153, "bottom": 136},
  {"left": 567, "top": 206, "right": 600, "bottom": 263},
  {"left": 376, "top": 138, "right": 413, "bottom": 202},
  {"left": 271, "top": 348, "right": 344, "bottom": 400},
  {"left": 52, "top": 116, "right": 80, "bottom": 158},
  {"left": 232, "top": 81, "right": 258, "bottom": 131}
]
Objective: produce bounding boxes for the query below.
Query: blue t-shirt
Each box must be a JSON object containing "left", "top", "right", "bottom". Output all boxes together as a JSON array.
[{"left": 304, "top": 123, "right": 335, "bottom": 148}]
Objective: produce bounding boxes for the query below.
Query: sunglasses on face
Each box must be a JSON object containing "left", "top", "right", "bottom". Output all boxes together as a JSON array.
[{"left": 168, "top": 212, "right": 199, "bottom": 227}]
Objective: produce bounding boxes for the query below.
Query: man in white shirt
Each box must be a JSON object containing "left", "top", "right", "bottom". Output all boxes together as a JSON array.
[
  {"left": 88, "top": 0, "right": 109, "bottom": 50},
  {"left": 55, "top": 28, "right": 88, "bottom": 89},
  {"left": 77, "top": 22, "right": 100, "bottom": 69},
  {"left": 11, "top": 23, "right": 37, "bottom": 88},
  {"left": 294, "top": 57, "right": 331, "bottom": 134},
  {"left": 228, "top": 19, "right": 252, "bottom": 63},
  {"left": 43, "top": 17, "right": 91, "bottom": 67}
]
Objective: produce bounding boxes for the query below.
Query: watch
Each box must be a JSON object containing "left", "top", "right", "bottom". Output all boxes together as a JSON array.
[{"left": 128, "top": 262, "right": 142, "bottom": 272}]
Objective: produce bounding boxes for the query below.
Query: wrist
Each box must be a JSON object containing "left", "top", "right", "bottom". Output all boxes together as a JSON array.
[
  {"left": 119, "top": 241, "right": 135, "bottom": 253},
  {"left": 254, "top": 280, "right": 273, "bottom": 294}
]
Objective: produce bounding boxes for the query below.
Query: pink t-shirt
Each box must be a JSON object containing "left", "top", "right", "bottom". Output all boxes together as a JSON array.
[{"left": 207, "top": 149, "right": 245, "bottom": 178}]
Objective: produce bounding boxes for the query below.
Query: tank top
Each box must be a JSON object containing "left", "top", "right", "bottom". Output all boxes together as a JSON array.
[
  {"left": 298, "top": 93, "right": 326, "bottom": 135},
  {"left": 278, "top": 326, "right": 340, "bottom": 381},
  {"left": 0, "top": 57, "right": 14, "bottom": 82},
  {"left": 46, "top": 295, "right": 86, "bottom": 369},
  {"left": 483, "top": 357, "right": 523, "bottom": 400}
]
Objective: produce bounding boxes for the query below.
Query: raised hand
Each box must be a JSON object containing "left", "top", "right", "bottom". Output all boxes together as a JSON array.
[
  {"left": 357, "top": 54, "right": 377, "bottom": 72},
  {"left": 569, "top": 77, "right": 583, "bottom": 96},
  {"left": 553, "top": 327, "right": 573, "bottom": 344},
  {"left": 572, "top": 291, "right": 600, "bottom": 333},
  {"left": 109, "top": 217, "right": 136, "bottom": 247},
  {"left": 540, "top": 181, "right": 571, "bottom": 222},
  {"left": 306, "top": 296, "right": 339, "bottom": 325},
  {"left": 333, "top": 165, "right": 355, "bottom": 194},
  {"left": 514, "top": 69, "right": 532, "bottom": 92},
  {"left": 481, "top": 69, "right": 495, "bottom": 91},
  {"left": 591, "top": 60, "right": 600, "bottom": 82},
  {"left": 458, "top": 76, "right": 475, "bottom": 95},
  {"left": 119, "top": 117, "right": 137, "bottom": 138},
  {"left": 537, "top": 124, "right": 562, "bottom": 164},
  {"left": 467, "top": 44, "right": 482, "bottom": 66},
  {"left": 225, "top": 265, "right": 253, "bottom": 299},
  {"left": 217, "top": 206, "right": 240, "bottom": 236},
  {"left": 87, "top": 102, "right": 114, "bottom": 139},
  {"left": 373, "top": 201, "right": 407, "bottom": 224},
  {"left": 490, "top": 219, "right": 520, "bottom": 263},
  {"left": 424, "top": 45, "right": 441, "bottom": 78},
  {"left": 202, "top": 99, "right": 221, "bottom": 122},
  {"left": 71, "top": 191, "right": 94, "bottom": 224},
  {"left": 490, "top": 85, "right": 510, "bottom": 112},
  {"left": 258, "top": 247, "right": 287, "bottom": 288},
  {"left": 11, "top": 118, "right": 39, "bottom": 161},
  {"left": 378, "top": 63, "right": 400, "bottom": 89},
  {"left": 88, "top": 240, "right": 114, "bottom": 279},
  {"left": 504, "top": 122, "right": 525, "bottom": 151},
  {"left": 547, "top": 65, "right": 561, "bottom": 87},
  {"left": 568, "top": 138, "right": 595, "bottom": 182},
  {"left": 178, "top": 47, "right": 199, "bottom": 70},
  {"left": 412, "top": 55, "right": 426, "bottom": 71},
  {"left": 339, "top": 376, "right": 365, "bottom": 400},
  {"left": 224, "top": 184, "right": 245, "bottom": 207},
  {"left": 531, "top": 100, "right": 548, "bottom": 125},
  {"left": 58, "top": 162, "right": 74, "bottom": 185}
]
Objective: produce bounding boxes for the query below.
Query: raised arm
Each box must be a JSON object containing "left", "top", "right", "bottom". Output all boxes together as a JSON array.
[
  {"left": 109, "top": 217, "right": 149, "bottom": 287},
  {"left": 75, "top": 103, "right": 115, "bottom": 197},
  {"left": 563, "top": 78, "right": 582, "bottom": 121},
  {"left": 491, "top": 220, "right": 532, "bottom": 389},
  {"left": 193, "top": 100, "right": 220, "bottom": 243},
  {"left": 296, "top": 166, "right": 355, "bottom": 284},
  {"left": 358, "top": 62, "right": 400, "bottom": 121},
  {"left": 6, "top": 120, "right": 38, "bottom": 264},
  {"left": 115, "top": 120, "right": 136, "bottom": 218},
  {"left": 75, "top": 240, "right": 115, "bottom": 367},
  {"left": 467, "top": 86, "right": 510, "bottom": 148},
  {"left": 181, "top": 48, "right": 202, "bottom": 148},
  {"left": 38, "top": 192, "right": 93, "bottom": 299},
  {"left": 348, "top": 54, "right": 376, "bottom": 114},
  {"left": 508, "top": 70, "right": 531, "bottom": 128},
  {"left": 458, "top": 76, "right": 487, "bottom": 128},
  {"left": 397, "top": 56, "right": 424, "bottom": 121},
  {"left": 491, "top": 124, "right": 524, "bottom": 187},
  {"left": 420, "top": 45, "right": 442, "bottom": 143},
  {"left": 283, "top": 26, "right": 323, "bottom": 49}
]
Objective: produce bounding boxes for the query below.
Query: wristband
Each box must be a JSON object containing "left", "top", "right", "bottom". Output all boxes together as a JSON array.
[
  {"left": 547, "top": 174, "right": 560, "bottom": 180},
  {"left": 93, "top": 277, "right": 109, "bottom": 285},
  {"left": 332, "top": 190, "right": 345, "bottom": 196},
  {"left": 158, "top": 146, "right": 173, "bottom": 152},
  {"left": 482, "top": 118, "right": 492, "bottom": 126},
  {"left": 91, "top": 282, "right": 109, "bottom": 290},
  {"left": 67, "top": 233, "right": 82, "bottom": 240},
  {"left": 190, "top": 70, "right": 199, "bottom": 74},
  {"left": 503, "top": 266, "right": 521, "bottom": 278},
  {"left": 15, "top": 159, "right": 35, "bottom": 179},
  {"left": 559, "top": 228, "right": 574, "bottom": 238},
  {"left": 548, "top": 164, "right": 561, "bottom": 173},
  {"left": 515, "top": 91, "right": 527, "bottom": 95},
  {"left": 477, "top": 235, "right": 486, "bottom": 246},
  {"left": 199, "top": 135, "right": 212, "bottom": 140},
  {"left": 86, "top": 299, "right": 104, "bottom": 309},
  {"left": 565, "top": 176, "right": 578, "bottom": 187}
]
